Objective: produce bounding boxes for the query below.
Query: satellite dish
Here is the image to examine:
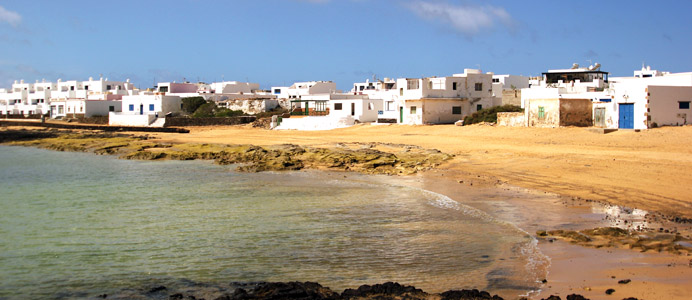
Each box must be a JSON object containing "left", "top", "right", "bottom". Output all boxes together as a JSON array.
[{"left": 571, "top": 63, "right": 579, "bottom": 69}]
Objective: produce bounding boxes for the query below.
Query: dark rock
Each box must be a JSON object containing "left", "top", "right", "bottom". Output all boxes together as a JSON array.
[
  {"left": 440, "top": 288, "right": 503, "bottom": 299},
  {"left": 566, "top": 294, "right": 590, "bottom": 300},
  {"left": 621, "top": 298, "right": 639, "bottom": 300},
  {"left": 342, "top": 282, "right": 427, "bottom": 299},
  {"left": 231, "top": 282, "right": 339, "bottom": 300},
  {"left": 148, "top": 286, "right": 168, "bottom": 293},
  {"left": 542, "top": 279, "right": 548, "bottom": 283},
  {"left": 605, "top": 288, "right": 615, "bottom": 295},
  {"left": 170, "top": 294, "right": 184, "bottom": 300},
  {"left": 541, "top": 296, "right": 561, "bottom": 300},
  {"left": 97, "top": 294, "right": 107, "bottom": 298},
  {"left": 617, "top": 279, "right": 631, "bottom": 284}
]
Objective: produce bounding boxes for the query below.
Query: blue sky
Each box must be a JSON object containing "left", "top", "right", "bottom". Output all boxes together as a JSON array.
[{"left": 1, "top": 0, "right": 690, "bottom": 90}]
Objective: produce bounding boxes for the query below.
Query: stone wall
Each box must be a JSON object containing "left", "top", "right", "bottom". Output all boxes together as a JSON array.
[
  {"left": 559, "top": 98, "right": 593, "bottom": 127},
  {"left": 0, "top": 114, "right": 42, "bottom": 119},
  {"left": 497, "top": 112, "right": 525, "bottom": 127},
  {"left": 526, "top": 98, "right": 560, "bottom": 128},
  {"left": 501, "top": 90, "right": 522, "bottom": 106},
  {"left": 222, "top": 99, "right": 279, "bottom": 114},
  {"left": 164, "top": 116, "right": 256, "bottom": 127}
]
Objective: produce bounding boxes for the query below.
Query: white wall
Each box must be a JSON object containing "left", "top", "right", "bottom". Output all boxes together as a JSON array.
[
  {"left": 109, "top": 112, "right": 156, "bottom": 126},
  {"left": 329, "top": 98, "right": 382, "bottom": 122},
  {"left": 648, "top": 85, "right": 692, "bottom": 127},
  {"left": 122, "top": 95, "right": 182, "bottom": 115}
]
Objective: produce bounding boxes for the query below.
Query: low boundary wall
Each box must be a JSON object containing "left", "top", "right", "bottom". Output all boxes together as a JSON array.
[
  {"left": 0, "top": 120, "right": 189, "bottom": 133},
  {"left": 164, "top": 116, "right": 256, "bottom": 127}
]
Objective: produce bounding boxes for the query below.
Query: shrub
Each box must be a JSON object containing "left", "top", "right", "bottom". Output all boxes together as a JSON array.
[
  {"left": 463, "top": 104, "right": 523, "bottom": 125},
  {"left": 214, "top": 108, "right": 244, "bottom": 117},
  {"left": 254, "top": 107, "right": 289, "bottom": 119},
  {"left": 191, "top": 102, "right": 217, "bottom": 118},
  {"left": 191, "top": 101, "right": 244, "bottom": 118},
  {"left": 182, "top": 97, "right": 207, "bottom": 114}
]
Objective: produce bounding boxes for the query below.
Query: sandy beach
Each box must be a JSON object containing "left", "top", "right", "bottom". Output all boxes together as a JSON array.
[
  {"left": 149, "top": 124, "right": 692, "bottom": 219},
  {"left": 3, "top": 123, "right": 692, "bottom": 299}
]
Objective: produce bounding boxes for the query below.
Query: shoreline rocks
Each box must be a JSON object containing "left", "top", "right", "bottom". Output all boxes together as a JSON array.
[
  {"left": 94, "top": 281, "right": 548, "bottom": 300},
  {"left": 3, "top": 129, "right": 452, "bottom": 176}
]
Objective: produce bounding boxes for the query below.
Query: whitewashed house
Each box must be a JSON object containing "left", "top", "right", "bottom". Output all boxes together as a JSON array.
[
  {"left": 395, "top": 69, "right": 495, "bottom": 125},
  {"left": 520, "top": 64, "right": 609, "bottom": 128},
  {"left": 491, "top": 74, "right": 529, "bottom": 106},
  {"left": 351, "top": 78, "right": 399, "bottom": 123},
  {"left": 271, "top": 81, "right": 338, "bottom": 110},
  {"left": 109, "top": 94, "right": 182, "bottom": 127},
  {"left": 50, "top": 77, "right": 135, "bottom": 119},
  {"left": 602, "top": 67, "right": 692, "bottom": 129},
  {"left": 0, "top": 80, "right": 53, "bottom": 116}
]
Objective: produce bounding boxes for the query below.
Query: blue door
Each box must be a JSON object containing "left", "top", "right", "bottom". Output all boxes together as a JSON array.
[{"left": 619, "top": 103, "right": 634, "bottom": 129}]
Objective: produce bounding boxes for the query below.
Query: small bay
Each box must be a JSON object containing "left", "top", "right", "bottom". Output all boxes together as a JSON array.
[{"left": 0, "top": 145, "right": 543, "bottom": 299}]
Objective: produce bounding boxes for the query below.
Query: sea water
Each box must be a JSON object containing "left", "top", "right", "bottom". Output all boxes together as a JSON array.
[{"left": 0, "top": 145, "right": 545, "bottom": 298}]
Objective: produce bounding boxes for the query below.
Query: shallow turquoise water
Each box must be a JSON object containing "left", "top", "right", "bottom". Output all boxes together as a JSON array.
[{"left": 0, "top": 145, "right": 541, "bottom": 298}]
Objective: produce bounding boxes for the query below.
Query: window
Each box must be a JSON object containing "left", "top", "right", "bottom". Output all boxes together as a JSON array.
[
  {"left": 538, "top": 106, "right": 545, "bottom": 119},
  {"left": 399, "top": 88, "right": 404, "bottom": 96},
  {"left": 476, "top": 104, "right": 482, "bottom": 111},
  {"left": 70, "top": 86, "right": 75, "bottom": 91},
  {"left": 368, "top": 103, "right": 374, "bottom": 110},
  {"left": 107, "top": 85, "right": 112, "bottom": 90},
  {"left": 274, "top": 89, "right": 281, "bottom": 94},
  {"left": 474, "top": 83, "right": 482, "bottom": 91},
  {"left": 58, "top": 106, "right": 64, "bottom": 114},
  {"left": 79, "top": 106, "right": 83, "bottom": 112},
  {"left": 407, "top": 79, "right": 419, "bottom": 90},
  {"left": 452, "top": 106, "right": 461, "bottom": 115},
  {"left": 679, "top": 101, "right": 690, "bottom": 109},
  {"left": 452, "top": 82, "right": 457, "bottom": 90},
  {"left": 159, "top": 86, "right": 169, "bottom": 93},
  {"left": 410, "top": 106, "right": 417, "bottom": 114},
  {"left": 334, "top": 103, "right": 342, "bottom": 110},
  {"left": 492, "top": 78, "right": 500, "bottom": 83},
  {"left": 149, "top": 104, "right": 155, "bottom": 111},
  {"left": 129, "top": 104, "right": 134, "bottom": 111},
  {"left": 108, "top": 106, "right": 115, "bottom": 112},
  {"left": 85, "top": 85, "right": 89, "bottom": 90}
]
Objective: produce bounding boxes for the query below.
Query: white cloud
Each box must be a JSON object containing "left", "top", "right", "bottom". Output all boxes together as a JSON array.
[
  {"left": 407, "top": 1, "right": 513, "bottom": 36},
  {"left": 0, "top": 5, "right": 21, "bottom": 27}
]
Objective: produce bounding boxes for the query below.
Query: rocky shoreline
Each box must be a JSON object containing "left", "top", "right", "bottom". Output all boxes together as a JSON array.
[
  {"left": 95, "top": 281, "right": 597, "bottom": 300},
  {"left": 1, "top": 128, "right": 451, "bottom": 175}
]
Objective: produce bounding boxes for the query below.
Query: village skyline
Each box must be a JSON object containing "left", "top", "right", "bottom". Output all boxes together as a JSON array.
[{"left": 1, "top": 1, "right": 691, "bottom": 90}]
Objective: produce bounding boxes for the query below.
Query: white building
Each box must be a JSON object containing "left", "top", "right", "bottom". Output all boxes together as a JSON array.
[
  {"left": 491, "top": 74, "right": 529, "bottom": 106},
  {"left": 271, "top": 81, "right": 338, "bottom": 101},
  {"left": 0, "top": 77, "right": 134, "bottom": 118},
  {"left": 394, "top": 69, "right": 495, "bottom": 125},
  {"left": 519, "top": 65, "right": 692, "bottom": 129},
  {"left": 109, "top": 94, "right": 182, "bottom": 127},
  {"left": 601, "top": 67, "right": 692, "bottom": 129}
]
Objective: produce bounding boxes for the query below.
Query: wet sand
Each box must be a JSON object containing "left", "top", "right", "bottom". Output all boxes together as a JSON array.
[{"left": 415, "top": 169, "right": 692, "bottom": 299}]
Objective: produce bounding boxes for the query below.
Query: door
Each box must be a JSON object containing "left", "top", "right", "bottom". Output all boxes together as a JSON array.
[
  {"left": 400, "top": 107, "right": 403, "bottom": 123},
  {"left": 618, "top": 103, "right": 634, "bottom": 129},
  {"left": 139, "top": 104, "right": 143, "bottom": 115},
  {"left": 594, "top": 107, "right": 606, "bottom": 127},
  {"left": 351, "top": 103, "right": 355, "bottom": 116}
]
